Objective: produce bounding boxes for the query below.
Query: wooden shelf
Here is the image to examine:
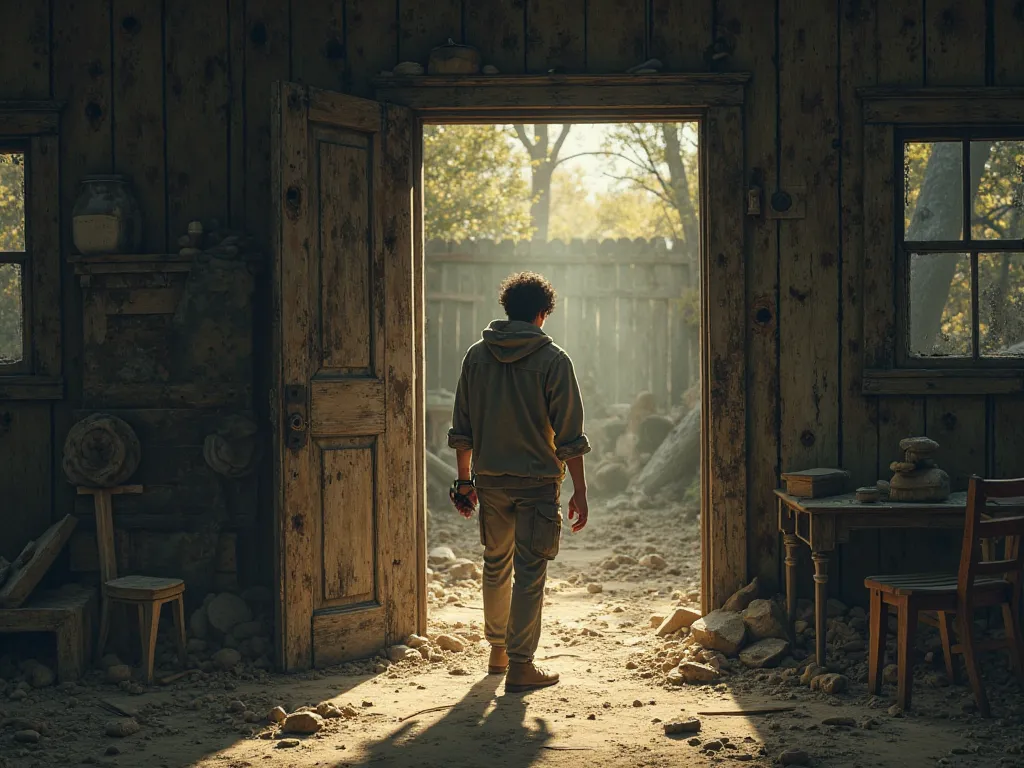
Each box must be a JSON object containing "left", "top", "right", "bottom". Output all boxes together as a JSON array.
[
  {"left": 0, "top": 375, "right": 65, "bottom": 400},
  {"left": 863, "top": 368, "right": 1024, "bottom": 395},
  {"left": 70, "top": 253, "right": 193, "bottom": 277}
]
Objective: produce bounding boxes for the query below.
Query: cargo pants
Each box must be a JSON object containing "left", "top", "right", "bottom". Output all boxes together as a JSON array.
[{"left": 476, "top": 483, "right": 562, "bottom": 664}]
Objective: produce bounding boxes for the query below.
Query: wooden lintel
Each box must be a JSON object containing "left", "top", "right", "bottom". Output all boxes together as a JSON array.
[
  {"left": 859, "top": 87, "right": 1024, "bottom": 124},
  {"left": 375, "top": 73, "right": 749, "bottom": 115},
  {"left": 0, "top": 101, "right": 64, "bottom": 136}
]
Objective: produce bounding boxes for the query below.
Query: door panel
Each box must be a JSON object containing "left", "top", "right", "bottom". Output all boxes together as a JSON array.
[{"left": 271, "top": 81, "right": 418, "bottom": 671}]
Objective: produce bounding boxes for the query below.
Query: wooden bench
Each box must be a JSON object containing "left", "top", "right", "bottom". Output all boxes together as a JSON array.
[{"left": 0, "top": 584, "right": 97, "bottom": 682}]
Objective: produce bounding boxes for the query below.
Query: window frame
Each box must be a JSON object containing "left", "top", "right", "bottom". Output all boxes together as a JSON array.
[
  {"left": 895, "top": 125, "right": 1024, "bottom": 370},
  {"left": 0, "top": 140, "right": 31, "bottom": 374},
  {"left": 0, "top": 102, "right": 63, "bottom": 400},
  {"left": 859, "top": 87, "right": 1024, "bottom": 395}
]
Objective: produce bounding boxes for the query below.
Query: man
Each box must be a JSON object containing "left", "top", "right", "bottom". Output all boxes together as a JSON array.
[{"left": 447, "top": 271, "right": 590, "bottom": 693}]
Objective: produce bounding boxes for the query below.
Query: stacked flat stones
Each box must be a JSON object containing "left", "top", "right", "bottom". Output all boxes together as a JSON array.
[{"left": 887, "top": 436, "right": 950, "bottom": 502}]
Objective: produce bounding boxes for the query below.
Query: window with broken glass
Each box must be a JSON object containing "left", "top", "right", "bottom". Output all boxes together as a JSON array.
[
  {"left": 899, "top": 129, "right": 1024, "bottom": 366},
  {"left": 0, "top": 146, "right": 27, "bottom": 372}
]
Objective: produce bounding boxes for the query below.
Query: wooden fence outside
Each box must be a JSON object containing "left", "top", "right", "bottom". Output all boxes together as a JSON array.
[{"left": 425, "top": 238, "right": 700, "bottom": 410}]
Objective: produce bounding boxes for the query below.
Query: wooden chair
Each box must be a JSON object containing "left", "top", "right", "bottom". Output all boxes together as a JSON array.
[
  {"left": 865, "top": 476, "right": 1024, "bottom": 715},
  {"left": 80, "top": 486, "right": 187, "bottom": 685}
]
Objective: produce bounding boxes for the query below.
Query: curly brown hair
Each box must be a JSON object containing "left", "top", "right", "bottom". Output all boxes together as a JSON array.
[{"left": 498, "top": 271, "right": 557, "bottom": 322}]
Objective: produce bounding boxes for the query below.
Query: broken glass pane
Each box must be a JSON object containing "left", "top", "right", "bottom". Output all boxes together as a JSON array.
[
  {"left": 908, "top": 252, "right": 972, "bottom": 357},
  {"left": 904, "top": 141, "right": 963, "bottom": 241},
  {"left": 0, "top": 153, "right": 26, "bottom": 252},
  {"left": 972, "top": 141, "right": 1024, "bottom": 240},
  {"left": 0, "top": 263, "right": 23, "bottom": 364},
  {"left": 980, "top": 252, "right": 1024, "bottom": 356}
]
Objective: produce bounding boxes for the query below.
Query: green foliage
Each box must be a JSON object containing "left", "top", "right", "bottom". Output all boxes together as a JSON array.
[
  {"left": 599, "top": 123, "right": 700, "bottom": 245},
  {"left": 423, "top": 124, "right": 533, "bottom": 242},
  {"left": 0, "top": 152, "right": 25, "bottom": 364},
  {"left": 548, "top": 168, "right": 677, "bottom": 241}
]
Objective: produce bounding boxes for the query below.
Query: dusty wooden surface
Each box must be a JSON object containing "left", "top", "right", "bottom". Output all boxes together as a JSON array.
[
  {"left": 718, "top": 0, "right": 779, "bottom": 594},
  {"left": 650, "top": 0, "right": 713, "bottom": 73},
  {"left": 703, "top": 104, "right": 746, "bottom": 609},
  {"left": 271, "top": 85, "right": 416, "bottom": 670},
  {"left": 112, "top": 0, "right": 166, "bottom": 253}
]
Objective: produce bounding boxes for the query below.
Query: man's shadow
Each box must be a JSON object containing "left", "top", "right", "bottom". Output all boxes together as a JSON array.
[{"left": 343, "top": 676, "right": 553, "bottom": 767}]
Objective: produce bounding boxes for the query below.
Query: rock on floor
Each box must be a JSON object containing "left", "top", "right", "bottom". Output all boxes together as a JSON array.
[
  {"left": 690, "top": 610, "right": 747, "bottom": 655},
  {"left": 207, "top": 593, "right": 252, "bottom": 635},
  {"left": 105, "top": 718, "right": 141, "bottom": 738},
  {"left": 738, "top": 638, "right": 790, "bottom": 669},
  {"left": 741, "top": 599, "right": 789, "bottom": 641},
  {"left": 656, "top": 607, "right": 700, "bottom": 637},
  {"left": 213, "top": 648, "right": 242, "bottom": 671},
  {"left": 663, "top": 718, "right": 701, "bottom": 735},
  {"left": 722, "top": 577, "right": 759, "bottom": 612},
  {"left": 436, "top": 634, "right": 465, "bottom": 652},
  {"left": 810, "top": 673, "right": 848, "bottom": 694},
  {"left": 283, "top": 711, "right": 323, "bottom": 734},
  {"left": 670, "top": 661, "right": 720, "bottom": 685}
]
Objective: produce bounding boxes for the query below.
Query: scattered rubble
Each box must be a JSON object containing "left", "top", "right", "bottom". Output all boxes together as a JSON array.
[
  {"left": 722, "top": 577, "right": 759, "bottom": 612},
  {"left": 656, "top": 606, "right": 700, "bottom": 636},
  {"left": 663, "top": 718, "right": 702, "bottom": 735},
  {"left": 283, "top": 711, "right": 323, "bottom": 734},
  {"left": 742, "top": 599, "right": 789, "bottom": 641},
  {"left": 690, "top": 610, "right": 746, "bottom": 655},
  {"left": 104, "top": 718, "right": 140, "bottom": 738},
  {"left": 779, "top": 748, "right": 811, "bottom": 766},
  {"left": 436, "top": 634, "right": 466, "bottom": 653},
  {"left": 739, "top": 638, "right": 790, "bottom": 669}
]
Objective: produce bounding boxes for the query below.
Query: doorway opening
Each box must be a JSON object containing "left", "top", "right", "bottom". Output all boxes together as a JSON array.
[{"left": 421, "top": 121, "right": 704, "bottom": 642}]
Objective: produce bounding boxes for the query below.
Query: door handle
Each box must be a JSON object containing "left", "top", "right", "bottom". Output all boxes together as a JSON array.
[{"left": 285, "top": 384, "right": 307, "bottom": 451}]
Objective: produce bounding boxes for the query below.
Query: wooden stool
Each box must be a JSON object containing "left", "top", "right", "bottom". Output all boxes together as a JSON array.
[{"left": 79, "top": 486, "right": 187, "bottom": 684}]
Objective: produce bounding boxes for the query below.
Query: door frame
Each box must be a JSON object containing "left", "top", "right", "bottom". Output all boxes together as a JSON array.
[{"left": 375, "top": 73, "right": 750, "bottom": 616}]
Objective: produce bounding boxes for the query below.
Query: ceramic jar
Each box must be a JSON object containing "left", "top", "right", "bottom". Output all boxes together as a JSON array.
[{"left": 71, "top": 174, "right": 143, "bottom": 255}]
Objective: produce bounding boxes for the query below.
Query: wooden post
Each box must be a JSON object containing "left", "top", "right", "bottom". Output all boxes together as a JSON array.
[
  {"left": 77, "top": 485, "right": 143, "bottom": 663},
  {"left": 77, "top": 485, "right": 143, "bottom": 585}
]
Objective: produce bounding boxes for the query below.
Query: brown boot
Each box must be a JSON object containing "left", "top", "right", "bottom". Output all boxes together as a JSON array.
[
  {"left": 505, "top": 661, "right": 559, "bottom": 692},
  {"left": 488, "top": 646, "right": 509, "bottom": 675}
]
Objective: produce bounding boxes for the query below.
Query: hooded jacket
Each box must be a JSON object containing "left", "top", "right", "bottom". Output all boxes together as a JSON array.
[{"left": 447, "top": 319, "right": 591, "bottom": 488}]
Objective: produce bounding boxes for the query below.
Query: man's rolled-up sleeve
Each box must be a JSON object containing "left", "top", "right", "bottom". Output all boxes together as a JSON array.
[
  {"left": 546, "top": 353, "right": 591, "bottom": 461},
  {"left": 447, "top": 364, "right": 473, "bottom": 451}
]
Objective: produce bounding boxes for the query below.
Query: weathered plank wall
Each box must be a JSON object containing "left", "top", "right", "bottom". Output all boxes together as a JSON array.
[{"left": 1, "top": 0, "right": 1021, "bottom": 604}]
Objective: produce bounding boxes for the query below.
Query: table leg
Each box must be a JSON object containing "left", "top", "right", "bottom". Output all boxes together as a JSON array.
[
  {"left": 812, "top": 551, "right": 830, "bottom": 667},
  {"left": 784, "top": 534, "right": 801, "bottom": 626}
]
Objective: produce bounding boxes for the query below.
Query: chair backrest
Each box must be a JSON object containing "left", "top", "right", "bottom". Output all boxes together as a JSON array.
[{"left": 957, "top": 475, "right": 1024, "bottom": 599}]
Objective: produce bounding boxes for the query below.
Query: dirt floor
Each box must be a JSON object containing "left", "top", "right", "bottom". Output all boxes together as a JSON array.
[{"left": 3, "top": 489, "right": 1024, "bottom": 768}]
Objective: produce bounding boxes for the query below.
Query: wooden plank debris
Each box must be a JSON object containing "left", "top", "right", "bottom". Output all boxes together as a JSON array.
[{"left": 0, "top": 515, "right": 77, "bottom": 609}]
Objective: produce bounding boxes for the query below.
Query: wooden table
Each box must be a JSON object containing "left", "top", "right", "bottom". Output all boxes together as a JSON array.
[{"left": 776, "top": 490, "right": 1024, "bottom": 666}]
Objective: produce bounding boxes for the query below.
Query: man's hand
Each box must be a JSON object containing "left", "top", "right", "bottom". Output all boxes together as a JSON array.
[
  {"left": 568, "top": 490, "right": 588, "bottom": 533},
  {"left": 450, "top": 479, "right": 478, "bottom": 519},
  {"left": 458, "top": 488, "right": 478, "bottom": 518}
]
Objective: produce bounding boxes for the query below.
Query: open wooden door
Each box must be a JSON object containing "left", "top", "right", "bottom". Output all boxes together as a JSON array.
[{"left": 270, "top": 82, "right": 419, "bottom": 671}]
